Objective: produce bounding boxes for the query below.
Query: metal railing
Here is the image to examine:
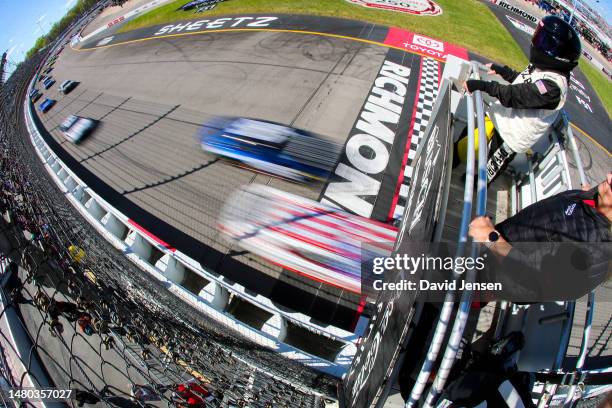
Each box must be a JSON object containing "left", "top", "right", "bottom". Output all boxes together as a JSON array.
[
  {"left": 404, "top": 61, "right": 489, "bottom": 407},
  {"left": 543, "top": 111, "right": 598, "bottom": 408},
  {"left": 423, "top": 62, "right": 489, "bottom": 407}
]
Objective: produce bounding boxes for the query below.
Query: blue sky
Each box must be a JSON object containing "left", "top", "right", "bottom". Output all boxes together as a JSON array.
[{"left": 0, "top": 0, "right": 77, "bottom": 73}]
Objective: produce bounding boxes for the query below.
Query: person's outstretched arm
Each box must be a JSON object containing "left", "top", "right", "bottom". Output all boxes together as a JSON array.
[
  {"left": 464, "top": 78, "right": 561, "bottom": 109},
  {"left": 488, "top": 63, "right": 521, "bottom": 83}
]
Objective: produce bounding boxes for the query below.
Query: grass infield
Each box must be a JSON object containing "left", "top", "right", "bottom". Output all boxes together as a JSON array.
[
  {"left": 118, "top": 0, "right": 611, "bottom": 115},
  {"left": 118, "top": 0, "right": 528, "bottom": 69}
]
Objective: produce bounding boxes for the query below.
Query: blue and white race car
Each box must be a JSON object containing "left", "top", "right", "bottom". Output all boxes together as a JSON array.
[
  {"left": 59, "top": 80, "right": 78, "bottom": 94},
  {"left": 30, "top": 89, "right": 42, "bottom": 103},
  {"left": 199, "top": 117, "right": 341, "bottom": 183},
  {"left": 60, "top": 115, "right": 98, "bottom": 144},
  {"left": 43, "top": 77, "right": 56, "bottom": 90},
  {"left": 39, "top": 98, "right": 56, "bottom": 113}
]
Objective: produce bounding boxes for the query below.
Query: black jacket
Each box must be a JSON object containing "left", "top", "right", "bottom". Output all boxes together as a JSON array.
[
  {"left": 496, "top": 188, "right": 610, "bottom": 243},
  {"left": 466, "top": 64, "right": 563, "bottom": 110},
  {"left": 489, "top": 189, "right": 610, "bottom": 302}
]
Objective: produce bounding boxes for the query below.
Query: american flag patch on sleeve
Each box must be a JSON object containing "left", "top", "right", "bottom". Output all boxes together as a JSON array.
[{"left": 535, "top": 80, "right": 548, "bottom": 94}]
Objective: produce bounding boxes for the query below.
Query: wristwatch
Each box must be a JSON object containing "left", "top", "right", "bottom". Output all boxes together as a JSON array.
[{"left": 484, "top": 230, "right": 500, "bottom": 249}]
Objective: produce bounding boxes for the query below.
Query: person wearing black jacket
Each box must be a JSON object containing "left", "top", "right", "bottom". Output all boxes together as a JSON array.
[
  {"left": 462, "top": 16, "right": 581, "bottom": 184},
  {"left": 469, "top": 173, "right": 611, "bottom": 301}
]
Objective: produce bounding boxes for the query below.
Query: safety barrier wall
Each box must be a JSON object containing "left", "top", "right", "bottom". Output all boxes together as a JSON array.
[{"left": 24, "top": 79, "right": 356, "bottom": 378}]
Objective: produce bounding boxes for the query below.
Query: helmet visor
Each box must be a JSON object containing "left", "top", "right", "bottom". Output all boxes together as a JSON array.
[{"left": 532, "top": 23, "right": 561, "bottom": 58}]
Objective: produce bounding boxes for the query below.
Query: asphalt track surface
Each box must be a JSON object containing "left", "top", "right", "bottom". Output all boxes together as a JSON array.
[{"left": 36, "top": 23, "right": 401, "bottom": 329}]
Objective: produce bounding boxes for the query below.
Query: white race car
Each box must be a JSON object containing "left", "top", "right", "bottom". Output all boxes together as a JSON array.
[
  {"left": 59, "top": 80, "right": 78, "bottom": 94},
  {"left": 60, "top": 115, "right": 98, "bottom": 144},
  {"left": 219, "top": 184, "right": 397, "bottom": 294}
]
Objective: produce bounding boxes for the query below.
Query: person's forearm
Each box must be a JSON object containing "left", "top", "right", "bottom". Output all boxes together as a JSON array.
[
  {"left": 488, "top": 237, "right": 512, "bottom": 258},
  {"left": 491, "top": 64, "right": 520, "bottom": 83}
]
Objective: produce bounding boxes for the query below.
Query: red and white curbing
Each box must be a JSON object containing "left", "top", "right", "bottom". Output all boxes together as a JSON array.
[{"left": 23, "top": 77, "right": 357, "bottom": 378}]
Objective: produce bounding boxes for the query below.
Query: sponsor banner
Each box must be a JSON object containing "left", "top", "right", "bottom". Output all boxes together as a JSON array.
[
  {"left": 346, "top": 0, "right": 442, "bottom": 16},
  {"left": 505, "top": 14, "right": 535, "bottom": 36},
  {"left": 153, "top": 16, "right": 279, "bottom": 35},
  {"left": 342, "top": 82, "right": 452, "bottom": 408},
  {"left": 384, "top": 27, "right": 468, "bottom": 62},
  {"left": 490, "top": 0, "right": 538, "bottom": 23},
  {"left": 399, "top": 80, "right": 451, "bottom": 242},
  {"left": 320, "top": 56, "right": 416, "bottom": 219},
  {"left": 107, "top": 15, "right": 125, "bottom": 28}
]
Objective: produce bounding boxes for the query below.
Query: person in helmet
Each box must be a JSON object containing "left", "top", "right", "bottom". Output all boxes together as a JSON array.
[{"left": 461, "top": 15, "right": 581, "bottom": 183}]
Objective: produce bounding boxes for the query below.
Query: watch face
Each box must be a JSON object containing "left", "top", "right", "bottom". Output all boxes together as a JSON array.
[{"left": 488, "top": 230, "right": 500, "bottom": 242}]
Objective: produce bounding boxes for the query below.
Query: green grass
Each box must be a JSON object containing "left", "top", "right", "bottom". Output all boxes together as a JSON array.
[
  {"left": 118, "top": 0, "right": 528, "bottom": 69},
  {"left": 578, "top": 58, "right": 612, "bottom": 117},
  {"left": 116, "top": 0, "right": 612, "bottom": 116}
]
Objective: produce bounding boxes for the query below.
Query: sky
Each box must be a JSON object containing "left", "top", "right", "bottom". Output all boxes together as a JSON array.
[
  {"left": 0, "top": 0, "right": 77, "bottom": 75},
  {"left": 0, "top": 0, "right": 610, "bottom": 75}
]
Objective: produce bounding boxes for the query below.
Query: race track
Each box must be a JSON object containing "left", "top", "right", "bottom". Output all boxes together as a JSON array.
[{"left": 35, "top": 24, "right": 422, "bottom": 328}]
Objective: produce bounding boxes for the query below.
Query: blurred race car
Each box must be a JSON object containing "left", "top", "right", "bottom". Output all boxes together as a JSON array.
[
  {"left": 60, "top": 115, "right": 98, "bottom": 143},
  {"left": 43, "top": 77, "right": 56, "bottom": 90},
  {"left": 219, "top": 184, "right": 398, "bottom": 294},
  {"left": 199, "top": 117, "right": 341, "bottom": 183},
  {"left": 59, "top": 80, "right": 78, "bottom": 94},
  {"left": 39, "top": 98, "right": 56, "bottom": 113},
  {"left": 30, "top": 89, "right": 42, "bottom": 103}
]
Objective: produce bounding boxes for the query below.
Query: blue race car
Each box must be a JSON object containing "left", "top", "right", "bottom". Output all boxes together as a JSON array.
[
  {"left": 199, "top": 117, "right": 341, "bottom": 183},
  {"left": 39, "top": 98, "right": 56, "bottom": 113},
  {"left": 30, "top": 89, "right": 42, "bottom": 103},
  {"left": 43, "top": 77, "right": 56, "bottom": 90}
]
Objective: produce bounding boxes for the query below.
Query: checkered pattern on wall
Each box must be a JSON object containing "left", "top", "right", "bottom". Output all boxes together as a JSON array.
[{"left": 393, "top": 57, "right": 440, "bottom": 221}]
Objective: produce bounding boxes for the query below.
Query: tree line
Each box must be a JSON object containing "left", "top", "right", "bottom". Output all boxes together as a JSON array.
[{"left": 26, "top": 0, "right": 100, "bottom": 59}]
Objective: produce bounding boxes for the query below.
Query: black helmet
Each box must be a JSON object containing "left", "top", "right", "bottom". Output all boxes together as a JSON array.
[{"left": 530, "top": 15, "right": 581, "bottom": 72}]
